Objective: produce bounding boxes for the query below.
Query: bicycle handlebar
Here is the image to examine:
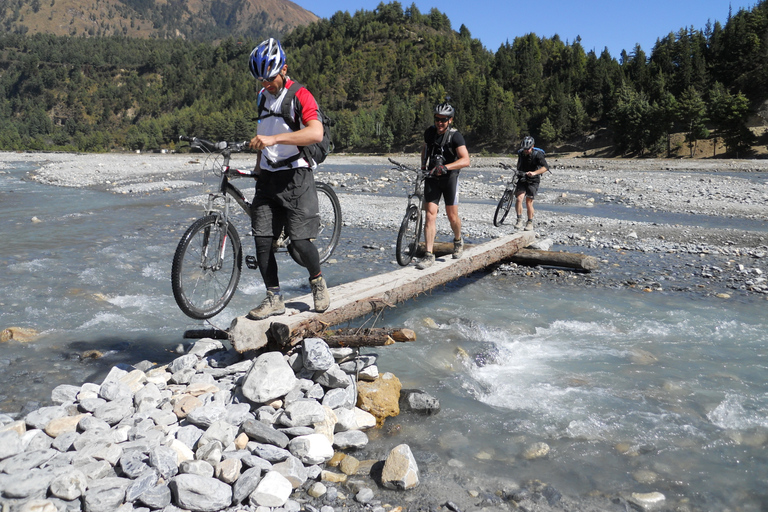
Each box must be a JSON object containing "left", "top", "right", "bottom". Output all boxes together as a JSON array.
[
  {"left": 178, "top": 136, "right": 249, "bottom": 153},
  {"left": 388, "top": 157, "right": 431, "bottom": 178}
]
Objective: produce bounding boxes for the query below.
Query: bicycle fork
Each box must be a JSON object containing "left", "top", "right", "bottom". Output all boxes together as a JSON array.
[{"left": 202, "top": 194, "right": 231, "bottom": 271}]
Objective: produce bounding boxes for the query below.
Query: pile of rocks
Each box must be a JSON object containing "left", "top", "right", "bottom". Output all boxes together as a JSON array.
[{"left": 0, "top": 337, "right": 431, "bottom": 511}]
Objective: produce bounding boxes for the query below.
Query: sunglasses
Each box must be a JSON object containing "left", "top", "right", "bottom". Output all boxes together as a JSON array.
[{"left": 434, "top": 116, "right": 450, "bottom": 123}]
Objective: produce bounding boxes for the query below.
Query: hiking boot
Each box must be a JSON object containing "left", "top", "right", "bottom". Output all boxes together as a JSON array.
[
  {"left": 248, "top": 291, "right": 285, "bottom": 320},
  {"left": 513, "top": 217, "right": 524, "bottom": 230},
  {"left": 310, "top": 275, "right": 330, "bottom": 313},
  {"left": 524, "top": 219, "right": 534, "bottom": 231},
  {"left": 452, "top": 237, "right": 464, "bottom": 259},
  {"left": 416, "top": 252, "right": 435, "bottom": 270}
]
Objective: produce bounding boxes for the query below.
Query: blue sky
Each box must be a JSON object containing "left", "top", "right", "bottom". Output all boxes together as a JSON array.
[{"left": 290, "top": 0, "right": 755, "bottom": 56}]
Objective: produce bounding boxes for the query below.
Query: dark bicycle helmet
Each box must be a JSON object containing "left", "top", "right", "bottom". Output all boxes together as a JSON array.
[
  {"left": 249, "top": 38, "right": 286, "bottom": 81},
  {"left": 520, "top": 136, "right": 535, "bottom": 150},
  {"left": 434, "top": 102, "right": 455, "bottom": 118}
]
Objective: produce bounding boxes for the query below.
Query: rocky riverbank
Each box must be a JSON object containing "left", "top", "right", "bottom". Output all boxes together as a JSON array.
[{"left": 1, "top": 151, "right": 767, "bottom": 511}]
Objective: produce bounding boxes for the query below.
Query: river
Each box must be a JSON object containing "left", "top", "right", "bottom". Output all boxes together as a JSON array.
[{"left": 1, "top": 156, "right": 767, "bottom": 510}]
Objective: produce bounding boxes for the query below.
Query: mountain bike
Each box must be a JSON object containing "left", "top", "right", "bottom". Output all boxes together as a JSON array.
[
  {"left": 492, "top": 162, "right": 526, "bottom": 227},
  {"left": 171, "top": 136, "right": 342, "bottom": 320},
  {"left": 389, "top": 158, "right": 431, "bottom": 266}
]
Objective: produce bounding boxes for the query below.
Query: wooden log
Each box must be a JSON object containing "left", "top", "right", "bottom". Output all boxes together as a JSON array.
[
  {"left": 418, "top": 241, "right": 473, "bottom": 258},
  {"left": 319, "top": 327, "right": 417, "bottom": 348},
  {"left": 509, "top": 248, "right": 600, "bottom": 271},
  {"left": 229, "top": 232, "right": 535, "bottom": 352}
]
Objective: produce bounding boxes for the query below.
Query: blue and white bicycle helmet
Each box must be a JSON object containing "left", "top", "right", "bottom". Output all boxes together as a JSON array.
[
  {"left": 520, "top": 136, "right": 535, "bottom": 150},
  {"left": 434, "top": 102, "right": 455, "bottom": 118},
  {"left": 249, "top": 38, "right": 286, "bottom": 81}
]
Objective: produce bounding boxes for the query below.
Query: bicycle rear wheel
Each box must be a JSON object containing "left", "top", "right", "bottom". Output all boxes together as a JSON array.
[
  {"left": 493, "top": 190, "right": 514, "bottom": 227},
  {"left": 396, "top": 204, "right": 422, "bottom": 266},
  {"left": 171, "top": 215, "right": 242, "bottom": 320},
  {"left": 315, "top": 182, "right": 342, "bottom": 263}
]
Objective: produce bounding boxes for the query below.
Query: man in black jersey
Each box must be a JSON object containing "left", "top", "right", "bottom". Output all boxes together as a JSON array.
[
  {"left": 513, "top": 136, "right": 548, "bottom": 231},
  {"left": 416, "top": 101, "right": 470, "bottom": 269}
]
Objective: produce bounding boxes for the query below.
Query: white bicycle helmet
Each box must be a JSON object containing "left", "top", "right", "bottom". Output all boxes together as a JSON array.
[
  {"left": 434, "top": 102, "right": 455, "bottom": 118},
  {"left": 249, "top": 38, "right": 286, "bottom": 81}
]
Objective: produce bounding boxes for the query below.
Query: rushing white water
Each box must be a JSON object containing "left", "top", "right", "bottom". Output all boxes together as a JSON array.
[{"left": 2, "top": 159, "right": 767, "bottom": 510}]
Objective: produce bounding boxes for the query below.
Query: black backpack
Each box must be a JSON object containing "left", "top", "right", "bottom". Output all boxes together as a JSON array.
[{"left": 257, "top": 82, "right": 334, "bottom": 168}]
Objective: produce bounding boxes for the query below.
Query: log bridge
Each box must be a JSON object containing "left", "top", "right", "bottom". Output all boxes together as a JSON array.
[{"left": 228, "top": 231, "right": 536, "bottom": 353}]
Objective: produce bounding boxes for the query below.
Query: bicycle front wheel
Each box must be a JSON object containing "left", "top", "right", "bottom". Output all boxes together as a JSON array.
[
  {"left": 396, "top": 204, "right": 423, "bottom": 266},
  {"left": 171, "top": 215, "right": 242, "bottom": 320},
  {"left": 493, "top": 190, "right": 514, "bottom": 227},
  {"left": 315, "top": 182, "right": 342, "bottom": 263}
]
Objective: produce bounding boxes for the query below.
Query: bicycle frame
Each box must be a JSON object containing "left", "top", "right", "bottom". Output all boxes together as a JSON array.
[{"left": 171, "top": 135, "right": 343, "bottom": 320}]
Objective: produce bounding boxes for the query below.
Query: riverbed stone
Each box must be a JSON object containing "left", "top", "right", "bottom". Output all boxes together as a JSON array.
[
  {"left": 215, "top": 457, "right": 242, "bottom": 484},
  {"left": 302, "top": 338, "right": 335, "bottom": 371},
  {"left": 0, "top": 429, "right": 23, "bottom": 459},
  {"left": 149, "top": 444, "right": 179, "bottom": 479},
  {"left": 356, "top": 372, "right": 401, "bottom": 426},
  {"left": 51, "top": 384, "right": 82, "bottom": 405},
  {"left": 630, "top": 491, "right": 666, "bottom": 510},
  {"left": 399, "top": 390, "right": 440, "bottom": 415},
  {"left": 381, "top": 444, "right": 419, "bottom": 490},
  {"left": 334, "top": 430, "right": 369, "bottom": 450},
  {"left": 250, "top": 470, "right": 292, "bottom": 507},
  {"left": 124, "top": 468, "right": 159, "bottom": 502},
  {"left": 241, "top": 418, "right": 290, "bottom": 448},
  {"left": 169, "top": 474, "right": 233, "bottom": 512},
  {"left": 288, "top": 434, "right": 334, "bottom": 465},
  {"left": 83, "top": 477, "right": 131, "bottom": 512},
  {"left": 185, "top": 404, "right": 227, "bottom": 428},
  {"left": 242, "top": 352, "right": 297, "bottom": 404},
  {"left": 232, "top": 466, "right": 263, "bottom": 504},
  {"left": 25, "top": 406, "right": 68, "bottom": 430},
  {"left": 523, "top": 442, "right": 551, "bottom": 460},
  {"left": 137, "top": 483, "right": 172, "bottom": 509},
  {"left": 272, "top": 455, "right": 308, "bottom": 488},
  {"left": 313, "top": 364, "right": 350, "bottom": 389},
  {"left": 280, "top": 399, "right": 326, "bottom": 427}
]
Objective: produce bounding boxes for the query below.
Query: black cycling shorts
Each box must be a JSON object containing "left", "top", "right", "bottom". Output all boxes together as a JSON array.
[
  {"left": 514, "top": 179, "right": 540, "bottom": 198},
  {"left": 252, "top": 168, "right": 320, "bottom": 241},
  {"left": 424, "top": 171, "right": 460, "bottom": 206}
]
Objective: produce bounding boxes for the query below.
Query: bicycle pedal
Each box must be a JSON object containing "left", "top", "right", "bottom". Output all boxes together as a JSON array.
[{"left": 245, "top": 255, "right": 258, "bottom": 270}]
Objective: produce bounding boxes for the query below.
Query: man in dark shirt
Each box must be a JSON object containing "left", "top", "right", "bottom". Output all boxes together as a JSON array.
[
  {"left": 514, "top": 136, "right": 548, "bottom": 231},
  {"left": 416, "top": 101, "right": 470, "bottom": 269}
]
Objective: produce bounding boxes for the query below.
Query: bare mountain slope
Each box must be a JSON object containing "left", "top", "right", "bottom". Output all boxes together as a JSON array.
[{"left": 1, "top": 0, "right": 318, "bottom": 40}]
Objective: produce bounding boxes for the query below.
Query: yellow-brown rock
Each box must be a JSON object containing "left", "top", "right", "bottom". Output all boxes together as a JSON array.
[
  {"left": 356, "top": 372, "right": 401, "bottom": 427},
  {"left": 173, "top": 395, "right": 203, "bottom": 419},
  {"left": 1, "top": 327, "right": 39, "bottom": 343},
  {"left": 45, "top": 414, "right": 87, "bottom": 438}
]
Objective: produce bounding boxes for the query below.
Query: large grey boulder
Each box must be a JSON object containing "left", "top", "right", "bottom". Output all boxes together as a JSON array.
[
  {"left": 241, "top": 352, "right": 297, "bottom": 404},
  {"left": 302, "top": 338, "right": 334, "bottom": 371}
]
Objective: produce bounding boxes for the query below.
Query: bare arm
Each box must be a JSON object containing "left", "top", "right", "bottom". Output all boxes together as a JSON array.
[
  {"left": 249, "top": 119, "right": 323, "bottom": 151},
  {"left": 446, "top": 145, "right": 470, "bottom": 171}
]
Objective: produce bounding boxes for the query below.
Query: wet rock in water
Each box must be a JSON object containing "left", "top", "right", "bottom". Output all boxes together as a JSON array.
[
  {"left": 522, "top": 442, "right": 551, "bottom": 460},
  {"left": 399, "top": 389, "right": 441, "bottom": 415},
  {"left": 0, "top": 326, "right": 39, "bottom": 343},
  {"left": 381, "top": 443, "right": 420, "bottom": 490},
  {"left": 630, "top": 491, "right": 666, "bottom": 510},
  {"left": 356, "top": 372, "right": 402, "bottom": 426}
]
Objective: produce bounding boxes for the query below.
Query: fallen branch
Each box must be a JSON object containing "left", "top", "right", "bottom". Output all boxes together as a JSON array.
[{"left": 509, "top": 248, "right": 600, "bottom": 271}]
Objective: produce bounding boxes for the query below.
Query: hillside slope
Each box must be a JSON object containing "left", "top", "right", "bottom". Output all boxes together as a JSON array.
[{"left": 1, "top": 0, "right": 318, "bottom": 40}]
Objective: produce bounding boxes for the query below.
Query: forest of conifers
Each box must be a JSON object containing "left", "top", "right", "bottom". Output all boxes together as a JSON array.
[{"left": 1, "top": 1, "right": 766, "bottom": 156}]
